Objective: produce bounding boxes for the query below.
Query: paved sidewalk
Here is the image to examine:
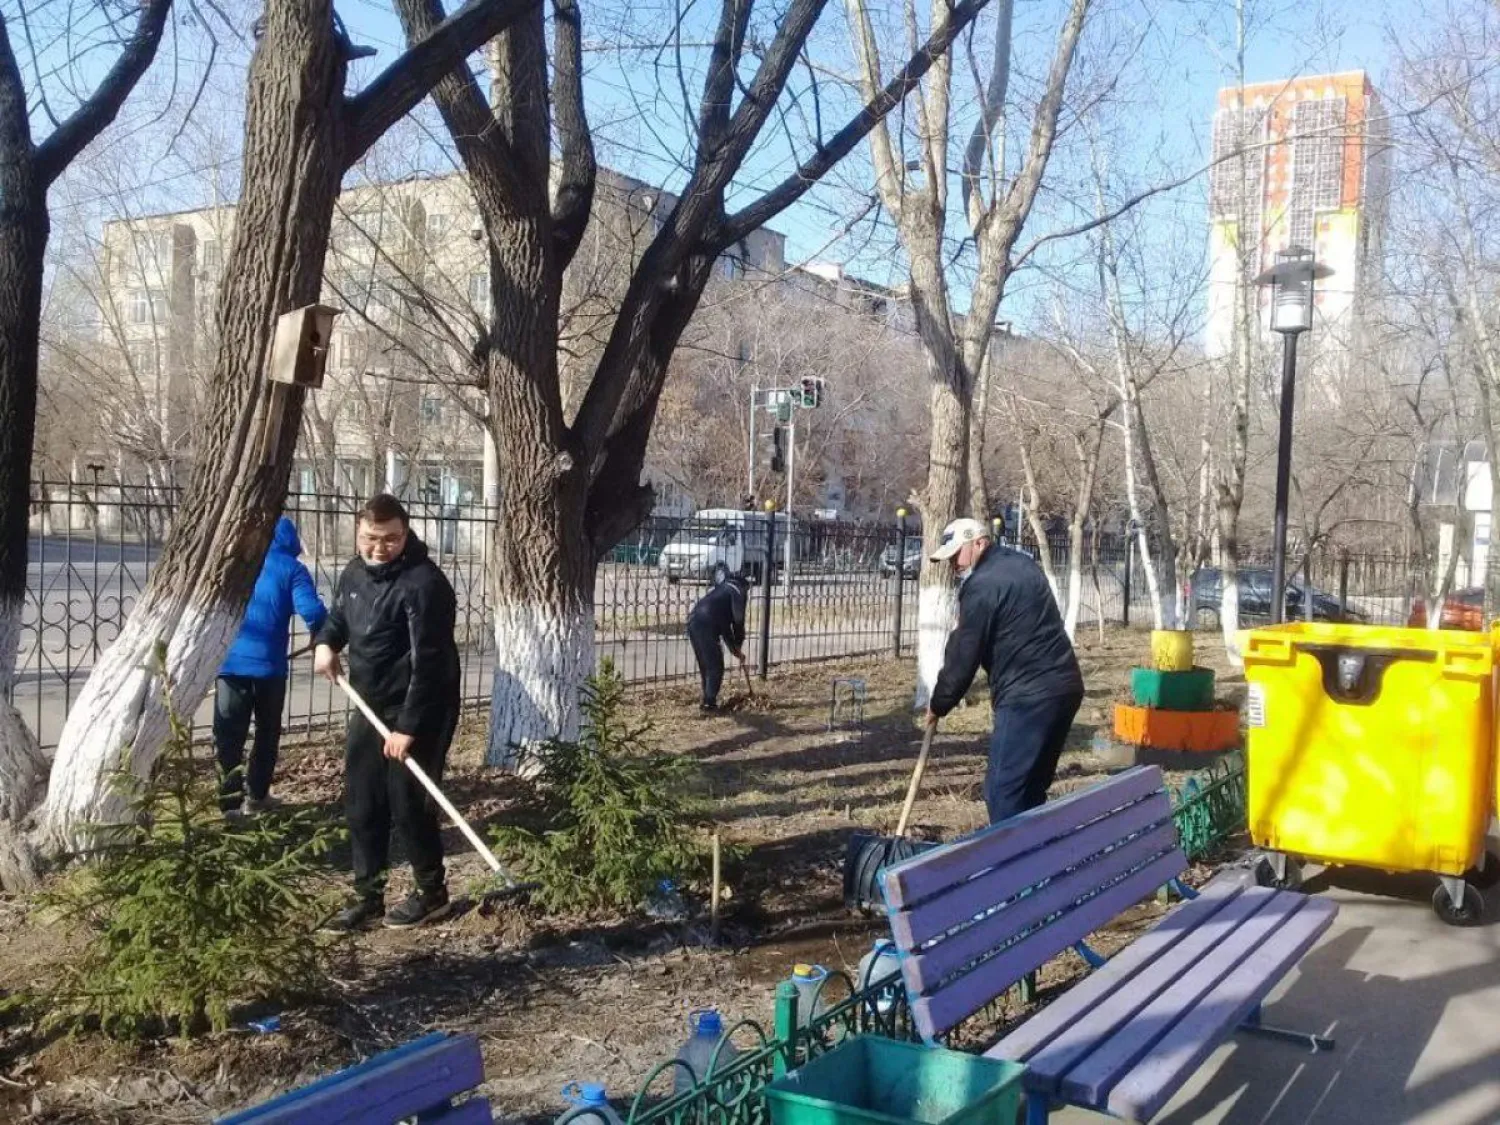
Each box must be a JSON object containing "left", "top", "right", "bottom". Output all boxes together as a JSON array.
[{"left": 1057, "top": 866, "right": 1500, "bottom": 1124}]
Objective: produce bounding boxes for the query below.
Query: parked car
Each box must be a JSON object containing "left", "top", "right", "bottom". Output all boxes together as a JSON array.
[
  {"left": 880, "top": 537, "right": 924, "bottom": 579},
  {"left": 1187, "top": 567, "right": 1367, "bottom": 629},
  {"left": 1407, "top": 587, "right": 1485, "bottom": 631}
]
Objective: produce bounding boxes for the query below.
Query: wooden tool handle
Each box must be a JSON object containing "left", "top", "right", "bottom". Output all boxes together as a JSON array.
[
  {"left": 894, "top": 722, "right": 936, "bottom": 838},
  {"left": 334, "top": 675, "right": 506, "bottom": 877}
]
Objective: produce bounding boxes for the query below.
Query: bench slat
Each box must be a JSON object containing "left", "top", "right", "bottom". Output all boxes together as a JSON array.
[
  {"left": 891, "top": 793, "right": 1173, "bottom": 950},
  {"left": 215, "top": 1034, "right": 484, "bottom": 1125},
  {"left": 901, "top": 821, "right": 1180, "bottom": 995},
  {"left": 1104, "top": 893, "right": 1336, "bottom": 1122},
  {"left": 1025, "top": 884, "right": 1275, "bottom": 1088},
  {"left": 989, "top": 879, "right": 1245, "bottom": 1066},
  {"left": 1059, "top": 889, "right": 1309, "bottom": 1107},
  {"left": 881, "top": 767, "right": 1166, "bottom": 910},
  {"left": 911, "top": 847, "right": 1184, "bottom": 1041}
]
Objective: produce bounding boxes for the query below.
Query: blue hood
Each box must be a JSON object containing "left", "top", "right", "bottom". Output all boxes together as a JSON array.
[
  {"left": 271, "top": 517, "right": 302, "bottom": 557},
  {"left": 219, "top": 517, "right": 326, "bottom": 679}
]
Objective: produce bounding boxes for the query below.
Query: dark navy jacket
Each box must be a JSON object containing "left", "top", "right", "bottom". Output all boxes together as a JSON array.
[
  {"left": 688, "top": 577, "right": 749, "bottom": 651},
  {"left": 929, "top": 544, "right": 1083, "bottom": 716},
  {"left": 220, "top": 518, "right": 328, "bottom": 679}
]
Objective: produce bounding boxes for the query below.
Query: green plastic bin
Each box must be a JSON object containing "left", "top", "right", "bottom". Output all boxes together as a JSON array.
[
  {"left": 1130, "top": 666, "right": 1215, "bottom": 711},
  {"left": 765, "top": 1037, "right": 1024, "bottom": 1125}
]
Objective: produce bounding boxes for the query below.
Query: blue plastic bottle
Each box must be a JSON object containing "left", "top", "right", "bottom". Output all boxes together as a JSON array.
[
  {"left": 673, "top": 1008, "right": 740, "bottom": 1095},
  {"left": 557, "top": 1082, "right": 624, "bottom": 1125}
]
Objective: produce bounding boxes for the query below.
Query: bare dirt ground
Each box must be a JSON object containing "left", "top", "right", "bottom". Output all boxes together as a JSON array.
[{"left": 0, "top": 629, "right": 1245, "bottom": 1124}]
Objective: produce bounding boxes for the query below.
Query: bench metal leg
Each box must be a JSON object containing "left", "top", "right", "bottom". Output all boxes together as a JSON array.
[
  {"left": 1073, "top": 940, "right": 1106, "bottom": 970},
  {"left": 1240, "top": 1003, "right": 1335, "bottom": 1053},
  {"left": 1169, "top": 877, "right": 1199, "bottom": 901},
  {"left": 1024, "top": 1093, "right": 1051, "bottom": 1124}
]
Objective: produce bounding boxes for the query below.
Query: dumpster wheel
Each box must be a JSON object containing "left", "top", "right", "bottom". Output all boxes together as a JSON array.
[
  {"left": 1433, "top": 879, "right": 1484, "bottom": 927},
  {"left": 1253, "top": 852, "right": 1304, "bottom": 892}
]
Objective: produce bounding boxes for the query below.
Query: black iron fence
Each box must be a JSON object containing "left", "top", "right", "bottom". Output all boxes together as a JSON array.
[{"left": 12, "top": 476, "right": 1445, "bottom": 749}]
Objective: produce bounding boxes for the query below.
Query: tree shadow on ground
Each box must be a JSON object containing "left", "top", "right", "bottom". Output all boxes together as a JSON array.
[{"left": 1159, "top": 917, "right": 1500, "bottom": 1124}]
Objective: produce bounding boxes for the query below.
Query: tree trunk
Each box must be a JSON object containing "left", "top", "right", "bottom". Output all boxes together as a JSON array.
[
  {"left": 34, "top": 0, "right": 534, "bottom": 850},
  {"left": 0, "top": 194, "right": 50, "bottom": 836},
  {"left": 968, "top": 359, "right": 991, "bottom": 520},
  {"left": 41, "top": 18, "right": 351, "bottom": 849},
  {"left": 916, "top": 372, "right": 968, "bottom": 707}
]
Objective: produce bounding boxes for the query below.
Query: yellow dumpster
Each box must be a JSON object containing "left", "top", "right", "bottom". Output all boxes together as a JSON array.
[{"left": 1242, "top": 622, "right": 1495, "bottom": 926}]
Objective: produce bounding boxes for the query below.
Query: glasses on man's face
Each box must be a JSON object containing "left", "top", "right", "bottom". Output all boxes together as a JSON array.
[{"left": 358, "top": 530, "right": 406, "bottom": 549}]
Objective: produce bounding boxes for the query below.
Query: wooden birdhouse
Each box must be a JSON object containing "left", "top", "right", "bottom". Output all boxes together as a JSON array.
[{"left": 267, "top": 304, "right": 341, "bottom": 389}]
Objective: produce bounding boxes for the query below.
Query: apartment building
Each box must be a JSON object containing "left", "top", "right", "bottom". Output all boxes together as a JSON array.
[
  {"left": 95, "top": 166, "right": 787, "bottom": 512},
  {"left": 1206, "top": 71, "right": 1392, "bottom": 388}
]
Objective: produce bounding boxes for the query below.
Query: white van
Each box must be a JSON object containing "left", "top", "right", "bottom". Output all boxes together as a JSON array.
[{"left": 658, "top": 508, "right": 804, "bottom": 584}]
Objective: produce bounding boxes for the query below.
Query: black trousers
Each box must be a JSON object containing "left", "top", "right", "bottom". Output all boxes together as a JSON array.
[
  {"left": 985, "top": 691, "right": 1083, "bottom": 824},
  {"left": 687, "top": 617, "right": 725, "bottom": 705},
  {"left": 214, "top": 675, "right": 288, "bottom": 810},
  {"left": 345, "top": 709, "right": 457, "bottom": 901}
]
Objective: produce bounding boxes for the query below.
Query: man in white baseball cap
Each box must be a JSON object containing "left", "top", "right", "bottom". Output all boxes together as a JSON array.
[{"left": 925, "top": 516, "right": 1084, "bottom": 824}]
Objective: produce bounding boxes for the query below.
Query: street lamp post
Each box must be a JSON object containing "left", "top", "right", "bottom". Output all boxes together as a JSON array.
[{"left": 1253, "top": 246, "right": 1332, "bottom": 624}]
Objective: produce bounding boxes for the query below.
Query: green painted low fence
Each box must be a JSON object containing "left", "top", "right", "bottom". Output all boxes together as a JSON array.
[{"left": 622, "top": 754, "right": 1248, "bottom": 1125}]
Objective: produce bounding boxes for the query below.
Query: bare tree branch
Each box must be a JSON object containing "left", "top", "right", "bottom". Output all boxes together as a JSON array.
[
  {"left": 33, "top": 0, "right": 173, "bottom": 185},
  {"left": 550, "top": 0, "right": 597, "bottom": 267},
  {"left": 345, "top": 0, "right": 541, "bottom": 167}
]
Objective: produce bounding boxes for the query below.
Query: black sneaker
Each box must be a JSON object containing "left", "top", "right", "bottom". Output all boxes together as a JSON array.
[
  {"left": 320, "top": 898, "right": 384, "bottom": 933},
  {"left": 699, "top": 701, "right": 719, "bottom": 713},
  {"left": 383, "top": 889, "right": 451, "bottom": 929}
]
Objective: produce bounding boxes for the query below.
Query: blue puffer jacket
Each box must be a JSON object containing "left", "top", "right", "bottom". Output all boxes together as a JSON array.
[{"left": 220, "top": 518, "right": 328, "bottom": 679}]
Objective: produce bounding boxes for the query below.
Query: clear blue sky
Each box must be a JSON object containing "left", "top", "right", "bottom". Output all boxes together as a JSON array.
[{"left": 33, "top": 0, "right": 1401, "bottom": 326}]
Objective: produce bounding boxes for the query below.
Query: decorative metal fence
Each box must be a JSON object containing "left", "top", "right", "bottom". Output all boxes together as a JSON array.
[
  {"left": 624, "top": 754, "right": 1250, "bottom": 1125},
  {"left": 15, "top": 474, "right": 1440, "bottom": 749}
]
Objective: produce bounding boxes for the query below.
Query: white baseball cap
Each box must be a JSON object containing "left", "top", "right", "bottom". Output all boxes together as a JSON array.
[{"left": 930, "top": 517, "right": 990, "bottom": 561}]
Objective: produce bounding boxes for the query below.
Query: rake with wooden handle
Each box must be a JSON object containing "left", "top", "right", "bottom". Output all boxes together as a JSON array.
[{"left": 333, "top": 675, "right": 535, "bottom": 902}]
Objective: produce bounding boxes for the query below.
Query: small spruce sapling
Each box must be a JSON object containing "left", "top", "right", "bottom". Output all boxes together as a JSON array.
[
  {"left": 35, "top": 646, "right": 342, "bottom": 1038},
  {"left": 493, "top": 660, "right": 714, "bottom": 913}
]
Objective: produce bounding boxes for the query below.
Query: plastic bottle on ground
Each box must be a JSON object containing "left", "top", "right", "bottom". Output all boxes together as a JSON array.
[
  {"left": 557, "top": 1083, "right": 624, "bottom": 1125},
  {"left": 791, "top": 963, "right": 829, "bottom": 1029},
  {"left": 855, "top": 940, "right": 902, "bottom": 1014},
  {"left": 673, "top": 1008, "right": 740, "bottom": 1095},
  {"left": 645, "top": 879, "right": 688, "bottom": 921}
]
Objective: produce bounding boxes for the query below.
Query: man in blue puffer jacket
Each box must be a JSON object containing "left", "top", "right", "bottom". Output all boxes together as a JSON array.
[{"left": 216, "top": 517, "right": 327, "bottom": 814}]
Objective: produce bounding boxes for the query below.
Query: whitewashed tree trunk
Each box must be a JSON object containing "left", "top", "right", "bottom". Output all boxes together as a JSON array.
[
  {"left": 42, "top": 598, "right": 236, "bottom": 850},
  {"left": 487, "top": 601, "right": 594, "bottom": 768},
  {"left": 0, "top": 602, "right": 45, "bottom": 823},
  {"left": 1062, "top": 544, "right": 1084, "bottom": 640},
  {"left": 916, "top": 581, "right": 960, "bottom": 709}
]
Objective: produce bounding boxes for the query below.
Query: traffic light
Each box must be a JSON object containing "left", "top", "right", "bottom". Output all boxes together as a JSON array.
[
  {"left": 770, "top": 426, "right": 785, "bottom": 473},
  {"left": 799, "top": 376, "right": 824, "bottom": 408}
]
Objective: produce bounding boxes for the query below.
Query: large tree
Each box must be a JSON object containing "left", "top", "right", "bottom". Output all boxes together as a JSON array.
[
  {"left": 0, "top": 1, "right": 174, "bottom": 850},
  {"left": 842, "top": 0, "right": 1092, "bottom": 701},
  {"left": 391, "top": 0, "right": 999, "bottom": 764},
  {"left": 10, "top": 0, "right": 539, "bottom": 870}
]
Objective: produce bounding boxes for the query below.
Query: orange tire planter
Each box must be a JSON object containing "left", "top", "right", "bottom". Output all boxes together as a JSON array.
[{"left": 1113, "top": 703, "right": 1240, "bottom": 753}]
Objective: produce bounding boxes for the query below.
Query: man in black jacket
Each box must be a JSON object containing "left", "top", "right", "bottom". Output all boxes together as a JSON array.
[
  {"left": 686, "top": 574, "right": 749, "bottom": 711},
  {"left": 925, "top": 518, "right": 1084, "bottom": 824},
  {"left": 314, "top": 494, "right": 461, "bottom": 931}
]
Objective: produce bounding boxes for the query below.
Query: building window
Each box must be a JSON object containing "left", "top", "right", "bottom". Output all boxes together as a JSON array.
[
  {"left": 152, "top": 230, "right": 174, "bottom": 269},
  {"left": 721, "top": 255, "right": 743, "bottom": 280},
  {"left": 125, "top": 340, "right": 157, "bottom": 373},
  {"left": 199, "top": 240, "right": 221, "bottom": 279},
  {"left": 128, "top": 290, "right": 168, "bottom": 325},
  {"left": 426, "top": 212, "right": 450, "bottom": 243},
  {"left": 420, "top": 395, "right": 443, "bottom": 424},
  {"left": 468, "top": 273, "right": 489, "bottom": 312}
]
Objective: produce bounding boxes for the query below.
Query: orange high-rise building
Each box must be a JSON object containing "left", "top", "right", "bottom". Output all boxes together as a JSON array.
[{"left": 1205, "top": 71, "right": 1390, "bottom": 368}]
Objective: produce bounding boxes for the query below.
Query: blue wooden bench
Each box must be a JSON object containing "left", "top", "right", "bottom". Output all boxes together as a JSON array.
[
  {"left": 879, "top": 765, "right": 1337, "bottom": 1123},
  {"left": 216, "top": 1032, "right": 489, "bottom": 1124}
]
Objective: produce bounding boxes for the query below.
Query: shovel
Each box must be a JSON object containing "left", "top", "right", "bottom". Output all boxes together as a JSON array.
[
  {"left": 333, "top": 676, "right": 536, "bottom": 904},
  {"left": 842, "top": 719, "right": 941, "bottom": 912},
  {"left": 739, "top": 658, "right": 756, "bottom": 702}
]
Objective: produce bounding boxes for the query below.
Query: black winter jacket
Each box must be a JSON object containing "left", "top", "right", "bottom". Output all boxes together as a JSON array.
[
  {"left": 929, "top": 544, "right": 1083, "bottom": 717},
  {"left": 315, "top": 536, "right": 460, "bottom": 734},
  {"left": 688, "top": 578, "right": 748, "bottom": 651}
]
